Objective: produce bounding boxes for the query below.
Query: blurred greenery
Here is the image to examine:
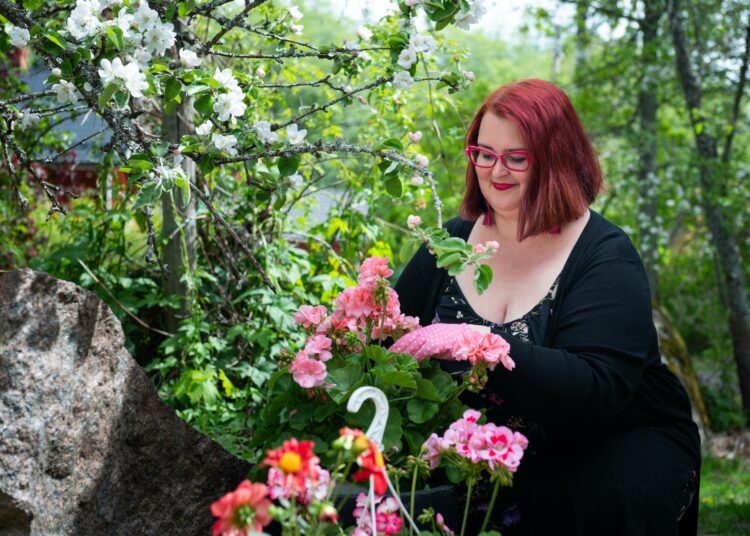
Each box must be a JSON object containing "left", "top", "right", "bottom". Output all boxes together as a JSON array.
[{"left": 699, "top": 454, "right": 750, "bottom": 535}]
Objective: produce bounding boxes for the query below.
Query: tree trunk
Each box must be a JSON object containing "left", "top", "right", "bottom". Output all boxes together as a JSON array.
[
  {"left": 161, "top": 101, "right": 197, "bottom": 334},
  {"left": 636, "top": 0, "right": 662, "bottom": 301},
  {"left": 668, "top": 0, "right": 750, "bottom": 424}
]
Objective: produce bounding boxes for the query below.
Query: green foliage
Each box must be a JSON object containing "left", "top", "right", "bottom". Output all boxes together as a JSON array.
[{"left": 699, "top": 454, "right": 750, "bottom": 535}]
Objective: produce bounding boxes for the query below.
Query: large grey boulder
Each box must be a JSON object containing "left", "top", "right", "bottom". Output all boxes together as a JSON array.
[{"left": 0, "top": 269, "right": 251, "bottom": 535}]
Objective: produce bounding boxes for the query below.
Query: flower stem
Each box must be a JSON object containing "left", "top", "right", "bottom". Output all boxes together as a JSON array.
[
  {"left": 479, "top": 477, "right": 501, "bottom": 533},
  {"left": 459, "top": 477, "right": 474, "bottom": 536},
  {"left": 409, "top": 462, "right": 419, "bottom": 536}
]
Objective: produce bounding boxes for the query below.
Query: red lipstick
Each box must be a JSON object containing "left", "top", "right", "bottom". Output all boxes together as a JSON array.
[{"left": 492, "top": 182, "right": 516, "bottom": 191}]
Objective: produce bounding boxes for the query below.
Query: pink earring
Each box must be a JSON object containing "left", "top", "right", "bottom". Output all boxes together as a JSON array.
[{"left": 482, "top": 200, "right": 493, "bottom": 225}]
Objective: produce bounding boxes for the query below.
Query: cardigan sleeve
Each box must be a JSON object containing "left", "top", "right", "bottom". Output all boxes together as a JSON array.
[{"left": 487, "top": 252, "right": 657, "bottom": 435}]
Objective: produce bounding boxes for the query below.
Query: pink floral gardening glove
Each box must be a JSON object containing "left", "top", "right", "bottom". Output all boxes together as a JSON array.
[{"left": 389, "top": 323, "right": 474, "bottom": 361}]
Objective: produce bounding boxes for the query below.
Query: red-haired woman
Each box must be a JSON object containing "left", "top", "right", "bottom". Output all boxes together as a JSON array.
[{"left": 392, "top": 79, "right": 700, "bottom": 535}]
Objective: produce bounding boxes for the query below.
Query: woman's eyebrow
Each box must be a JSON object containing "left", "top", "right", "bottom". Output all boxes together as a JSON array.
[{"left": 476, "top": 142, "right": 526, "bottom": 152}]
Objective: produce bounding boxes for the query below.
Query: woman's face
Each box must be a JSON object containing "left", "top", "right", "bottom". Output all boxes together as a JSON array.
[{"left": 474, "top": 113, "right": 532, "bottom": 219}]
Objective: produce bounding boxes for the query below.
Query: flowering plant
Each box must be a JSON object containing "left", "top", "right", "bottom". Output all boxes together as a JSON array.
[
  {"left": 250, "top": 256, "right": 511, "bottom": 469},
  {"left": 212, "top": 415, "right": 527, "bottom": 536}
]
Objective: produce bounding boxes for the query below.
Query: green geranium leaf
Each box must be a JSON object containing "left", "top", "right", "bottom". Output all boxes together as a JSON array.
[
  {"left": 407, "top": 398, "right": 439, "bottom": 423},
  {"left": 474, "top": 264, "right": 493, "bottom": 295},
  {"left": 373, "top": 367, "right": 417, "bottom": 390},
  {"left": 327, "top": 364, "right": 365, "bottom": 404},
  {"left": 382, "top": 409, "right": 403, "bottom": 451},
  {"left": 415, "top": 378, "right": 443, "bottom": 402}
]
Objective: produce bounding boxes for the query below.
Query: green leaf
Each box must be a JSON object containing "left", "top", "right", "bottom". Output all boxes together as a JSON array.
[
  {"left": 107, "top": 26, "right": 125, "bottom": 50},
  {"left": 174, "top": 172, "right": 191, "bottom": 206},
  {"left": 373, "top": 138, "right": 404, "bottom": 151},
  {"left": 164, "top": 100, "right": 178, "bottom": 115},
  {"left": 365, "top": 344, "right": 393, "bottom": 365},
  {"left": 127, "top": 154, "right": 154, "bottom": 170},
  {"left": 98, "top": 83, "right": 119, "bottom": 110},
  {"left": 382, "top": 409, "right": 404, "bottom": 451},
  {"left": 133, "top": 181, "right": 161, "bottom": 209},
  {"left": 164, "top": 77, "right": 182, "bottom": 101},
  {"left": 218, "top": 369, "right": 235, "bottom": 396},
  {"left": 23, "top": 0, "right": 43, "bottom": 9},
  {"left": 194, "top": 93, "right": 213, "bottom": 119},
  {"left": 435, "top": 237, "right": 470, "bottom": 253},
  {"left": 415, "top": 378, "right": 443, "bottom": 402},
  {"left": 199, "top": 155, "right": 215, "bottom": 175},
  {"left": 114, "top": 89, "right": 130, "bottom": 107},
  {"left": 385, "top": 176, "right": 402, "bottom": 197},
  {"left": 407, "top": 398, "right": 439, "bottom": 424},
  {"left": 278, "top": 155, "right": 301, "bottom": 176},
  {"left": 447, "top": 262, "right": 468, "bottom": 277},
  {"left": 149, "top": 142, "right": 170, "bottom": 157},
  {"left": 373, "top": 367, "right": 417, "bottom": 389},
  {"left": 44, "top": 31, "right": 67, "bottom": 50},
  {"left": 327, "top": 364, "right": 365, "bottom": 404},
  {"left": 436, "top": 251, "right": 461, "bottom": 269},
  {"left": 474, "top": 264, "right": 493, "bottom": 295}
]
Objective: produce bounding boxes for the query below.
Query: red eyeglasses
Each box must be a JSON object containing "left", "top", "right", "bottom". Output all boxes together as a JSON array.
[{"left": 465, "top": 146, "right": 532, "bottom": 172}]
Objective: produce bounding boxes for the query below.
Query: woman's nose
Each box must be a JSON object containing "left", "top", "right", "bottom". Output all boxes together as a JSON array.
[{"left": 491, "top": 158, "right": 510, "bottom": 177}]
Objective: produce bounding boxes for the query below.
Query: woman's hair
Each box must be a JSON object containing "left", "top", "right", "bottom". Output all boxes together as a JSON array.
[{"left": 460, "top": 79, "right": 602, "bottom": 240}]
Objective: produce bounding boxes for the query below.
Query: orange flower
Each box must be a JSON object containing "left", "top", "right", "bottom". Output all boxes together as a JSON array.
[
  {"left": 210, "top": 480, "right": 272, "bottom": 536},
  {"left": 262, "top": 438, "right": 321, "bottom": 496},
  {"left": 352, "top": 443, "right": 388, "bottom": 496}
]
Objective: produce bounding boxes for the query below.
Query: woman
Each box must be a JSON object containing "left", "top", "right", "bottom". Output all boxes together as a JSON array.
[{"left": 391, "top": 79, "right": 700, "bottom": 535}]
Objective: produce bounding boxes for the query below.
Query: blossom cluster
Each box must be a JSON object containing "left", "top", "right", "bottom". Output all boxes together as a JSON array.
[
  {"left": 423, "top": 409, "right": 528, "bottom": 474},
  {"left": 212, "top": 429, "right": 392, "bottom": 536},
  {"left": 290, "top": 256, "right": 419, "bottom": 389}
]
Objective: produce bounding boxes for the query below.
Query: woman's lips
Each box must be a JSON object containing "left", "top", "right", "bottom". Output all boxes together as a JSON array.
[{"left": 492, "top": 182, "right": 516, "bottom": 191}]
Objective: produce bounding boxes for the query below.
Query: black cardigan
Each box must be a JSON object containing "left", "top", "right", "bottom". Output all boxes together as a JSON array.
[{"left": 394, "top": 210, "right": 700, "bottom": 457}]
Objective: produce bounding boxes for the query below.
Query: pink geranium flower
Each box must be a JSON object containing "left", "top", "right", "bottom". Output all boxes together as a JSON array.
[
  {"left": 293, "top": 304, "right": 328, "bottom": 329},
  {"left": 304, "top": 334, "right": 333, "bottom": 361},
  {"left": 453, "top": 331, "right": 514, "bottom": 371},
  {"left": 357, "top": 256, "right": 394, "bottom": 288},
  {"left": 288, "top": 351, "right": 327, "bottom": 388}
]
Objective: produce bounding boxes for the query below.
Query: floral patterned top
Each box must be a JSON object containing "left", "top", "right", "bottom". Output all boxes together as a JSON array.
[{"left": 433, "top": 274, "right": 559, "bottom": 440}]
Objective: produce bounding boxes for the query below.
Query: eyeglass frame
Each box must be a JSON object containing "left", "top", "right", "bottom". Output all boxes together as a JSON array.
[{"left": 464, "top": 145, "right": 533, "bottom": 172}]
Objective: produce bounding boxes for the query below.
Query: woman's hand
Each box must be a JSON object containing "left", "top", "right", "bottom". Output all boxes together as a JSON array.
[{"left": 390, "top": 323, "right": 475, "bottom": 361}]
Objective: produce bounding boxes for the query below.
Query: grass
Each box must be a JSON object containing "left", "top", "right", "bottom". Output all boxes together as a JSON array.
[{"left": 699, "top": 454, "right": 750, "bottom": 535}]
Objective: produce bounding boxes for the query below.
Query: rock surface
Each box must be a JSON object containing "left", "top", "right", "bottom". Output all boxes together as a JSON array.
[{"left": 0, "top": 269, "right": 251, "bottom": 535}]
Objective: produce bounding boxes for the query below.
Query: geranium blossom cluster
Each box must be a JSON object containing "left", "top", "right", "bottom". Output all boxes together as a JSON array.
[
  {"left": 454, "top": 329, "right": 514, "bottom": 372},
  {"left": 289, "top": 257, "right": 419, "bottom": 389},
  {"left": 352, "top": 494, "right": 403, "bottom": 536},
  {"left": 210, "top": 480, "right": 272, "bottom": 536},
  {"left": 423, "top": 409, "right": 528, "bottom": 474}
]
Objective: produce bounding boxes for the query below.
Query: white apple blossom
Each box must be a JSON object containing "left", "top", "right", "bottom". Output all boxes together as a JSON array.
[
  {"left": 133, "top": 48, "right": 152, "bottom": 71},
  {"left": 179, "top": 49, "right": 202, "bottom": 68},
  {"left": 213, "top": 68, "right": 239, "bottom": 90},
  {"left": 289, "top": 23, "right": 303, "bottom": 35},
  {"left": 213, "top": 88, "right": 246, "bottom": 123},
  {"left": 285, "top": 124, "right": 307, "bottom": 145},
  {"left": 411, "top": 33, "right": 437, "bottom": 54},
  {"left": 462, "top": 70, "right": 475, "bottom": 81},
  {"left": 415, "top": 154, "right": 429, "bottom": 167},
  {"left": 51, "top": 68, "right": 62, "bottom": 77},
  {"left": 133, "top": 2, "right": 159, "bottom": 31},
  {"left": 120, "top": 61, "right": 149, "bottom": 98},
  {"left": 66, "top": 0, "right": 102, "bottom": 40},
  {"left": 255, "top": 66, "right": 266, "bottom": 78},
  {"left": 83, "top": 82, "right": 92, "bottom": 91},
  {"left": 358, "top": 51, "right": 372, "bottom": 62},
  {"left": 287, "top": 5, "right": 303, "bottom": 20},
  {"left": 344, "top": 40, "right": 360, "bottom": 51},
  {"left": 196, "top": 122, "right": 213, "bottom": 136},
  {"left": 212, "top": 133, "right": 238, "bottom": 155},
  {"left": 392, "top": 71, "right": 413, "bottom": 90},
  {"left": 19, "top": 112, "right": 40, "bottom": 129},
  {"left": 410, "top": 174, "right": 424, "bottom": 186},
  {"left": 454, "top": 0, "right": 487, "bottom": 30},
  {"left": 53, "top": 80, "right": 79, "bottom": 104},
  {"left": 407, "top": 131, "right": 422, "bottom": 144},
  {"left": 397, "top": 46, "right": 417, "bottom": 69},
  {"left": 9, "top": 26, "right": 30, "bottom": 48},
  {"left": 405, "top": 0, "right": 418, "bottom": 7},
  {"left": 357, "top": 26, "right": 373, "bottom": 41},
  {"left": 98, "top": 57, "right": 125, "bottom": 84},
  {"left": 144, "top": 22, "right": 176, "bottom": 56},
  {"left": 253, "top": 121, "right": 280, "bottom": 144}
]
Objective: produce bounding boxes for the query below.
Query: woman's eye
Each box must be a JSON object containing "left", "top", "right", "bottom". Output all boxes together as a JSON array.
[
  {"left": 478, "top": 152, "right": 494, "bottom": 161},
  {"left": 506, "top": 155, "right": 527, "bottom": 164}
]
